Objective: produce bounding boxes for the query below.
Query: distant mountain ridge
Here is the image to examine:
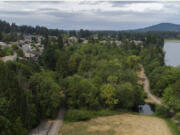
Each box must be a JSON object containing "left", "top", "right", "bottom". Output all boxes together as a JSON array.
[{"left": 133, "top": 23, "right": 180, "bottom": 32}]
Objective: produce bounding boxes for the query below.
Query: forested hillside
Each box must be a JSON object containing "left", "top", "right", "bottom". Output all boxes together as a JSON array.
[{"left": 135, "top": 23, "right": 180, "bottom": 32}]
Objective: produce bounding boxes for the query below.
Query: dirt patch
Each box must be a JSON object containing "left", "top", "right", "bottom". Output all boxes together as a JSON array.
[
  {"left": 88, "top": 125, "right": 111, "bottom": 132},
  {"left": 60, "top": 113, "right": 172, "bottom": 135}
]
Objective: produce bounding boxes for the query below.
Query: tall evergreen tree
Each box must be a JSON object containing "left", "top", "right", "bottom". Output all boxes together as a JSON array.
[{"left": 57, "top": 34, "right": 64, "bottom": 49}]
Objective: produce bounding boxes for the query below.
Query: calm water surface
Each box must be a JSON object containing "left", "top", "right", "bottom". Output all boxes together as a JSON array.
[
  {"left": 164, "top": 40, "right": 180, "bottom": 67},
  {"left": 138, "top": 104, "right": 154, "bottom": 115}
]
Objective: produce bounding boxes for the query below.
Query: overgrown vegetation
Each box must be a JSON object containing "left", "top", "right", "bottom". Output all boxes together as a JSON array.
[
  {"left": 166, "top": 119, "right": 180, "bottom": 135},
  {"left": 64, "top": 109, "right": 129, "bottom": 122}
]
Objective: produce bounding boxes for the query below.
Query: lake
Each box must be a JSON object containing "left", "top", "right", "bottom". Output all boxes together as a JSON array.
[{"left": 164, "top": 40, "right": 180, "bottom": 67}]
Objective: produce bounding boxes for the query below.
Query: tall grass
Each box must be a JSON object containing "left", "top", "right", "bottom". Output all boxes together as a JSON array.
[
  {"left": 166, "top": 119, "right": 180, "bottom": 135},
  {"left": 64, "top": 109, "right": 129, "bottom": 122}
]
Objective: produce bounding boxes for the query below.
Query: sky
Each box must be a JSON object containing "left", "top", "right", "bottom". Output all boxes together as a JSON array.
[{"left": 0, "top": 1, "right": 180, "bottom": 30}]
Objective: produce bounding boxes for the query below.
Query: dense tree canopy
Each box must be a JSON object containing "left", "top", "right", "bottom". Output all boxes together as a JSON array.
[{"left": 0, "top": 59, "right": 63, "bottom": 135}]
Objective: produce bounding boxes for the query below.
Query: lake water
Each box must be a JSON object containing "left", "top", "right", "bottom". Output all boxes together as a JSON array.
[{"left": 164, "top": 40, "right": 180, "bottom": 67}]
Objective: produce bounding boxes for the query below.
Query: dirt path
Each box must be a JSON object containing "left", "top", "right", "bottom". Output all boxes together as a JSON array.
[
  {"left": 138, "top": 65, "right": 162, "bottom": 105},
  {"left": 28, "top": 108, "right": 65, "bottom": 135}
]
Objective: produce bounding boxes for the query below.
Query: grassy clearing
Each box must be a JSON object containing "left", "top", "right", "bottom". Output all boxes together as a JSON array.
[
  {"left": 60, "top": 113, "right": 172, "bottom": 135},
  {"left": 166, "top": 119, "right": 180, "bottom": 135}
]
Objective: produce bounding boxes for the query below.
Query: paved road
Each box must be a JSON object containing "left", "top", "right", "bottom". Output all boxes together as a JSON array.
[
  {"left": 47, "top": 109, "right": 65, "bottom": 135},
  {"left": 28, "top": 109, "right": 65, "bottom": 135},
  {"left": 139, "top": 66, "right": 162, "bottom": 105}
]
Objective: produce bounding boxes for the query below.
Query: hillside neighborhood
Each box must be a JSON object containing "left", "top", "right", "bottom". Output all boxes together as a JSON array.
[
  {"left": 0, "top": 34, "right": 143, "bottom": 62},
  {"left": 0, "top": 35, "right": 44, "bottom": 62}
]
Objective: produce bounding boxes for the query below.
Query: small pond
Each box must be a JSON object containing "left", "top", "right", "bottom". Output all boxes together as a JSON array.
[{"left": 138, "top": 104, "right": 155, "bottom": 115}]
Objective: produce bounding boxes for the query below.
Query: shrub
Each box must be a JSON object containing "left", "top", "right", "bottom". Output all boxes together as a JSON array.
[
  {"left": 64, "top": 109, "right": 93, "bottom": 122},
  {"left": 155, "top": 105, "right": 169, "bottom": 118},
  {"left": 94, "top": 109, "right": 115, "bottom": 116},
  {"left": 2, "top": 47, "right": 13, "bottom": 56},
  {"left": 174, "top": 113, "right": 180, "bottom": 121},
  {"left": 12, "top": 44, "right": 18, "bottom": 51},
  {"left": 16, "top": 49, "right": 24, "bottom": 57}
]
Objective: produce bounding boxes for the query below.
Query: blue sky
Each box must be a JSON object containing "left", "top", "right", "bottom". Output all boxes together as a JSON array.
[{"left": 0, "top": 1, "right": 180, "bottom": 30}]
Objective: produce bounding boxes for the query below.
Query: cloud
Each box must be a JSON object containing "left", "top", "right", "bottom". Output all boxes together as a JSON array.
[{"left": 0, "top": 1, "right": 180, "bottom": 30}]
